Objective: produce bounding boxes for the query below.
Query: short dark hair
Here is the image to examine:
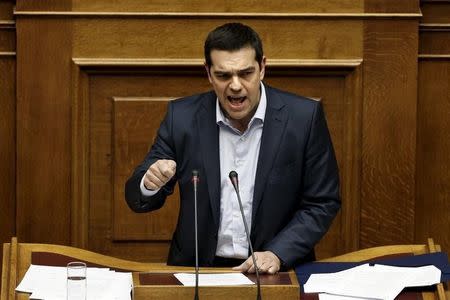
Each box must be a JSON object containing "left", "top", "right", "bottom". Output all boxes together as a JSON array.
[{"left": 204, "top": 23, "right": 264, "bottom": 68}]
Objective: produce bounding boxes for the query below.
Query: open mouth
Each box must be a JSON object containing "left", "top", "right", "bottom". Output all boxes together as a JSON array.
[{"left": 227, "top": 96, "right": 247, "bottom": 105}]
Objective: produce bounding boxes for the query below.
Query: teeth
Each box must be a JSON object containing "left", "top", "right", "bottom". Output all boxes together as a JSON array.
[{"left": 228, "top": 96, "right": 245, "bottom": 102}]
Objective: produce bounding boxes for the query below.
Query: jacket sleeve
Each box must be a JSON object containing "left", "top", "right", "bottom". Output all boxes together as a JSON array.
[
  {"left": 124, "top": 101, "right": 178, "bottom": 213},
  {"left": 264, "top": 102, "right": 341, "bottom": 267}
]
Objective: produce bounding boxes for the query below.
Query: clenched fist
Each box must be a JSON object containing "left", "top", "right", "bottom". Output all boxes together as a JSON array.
[{"left": 143, "top": 159, "right": 176, "bottom": 191}]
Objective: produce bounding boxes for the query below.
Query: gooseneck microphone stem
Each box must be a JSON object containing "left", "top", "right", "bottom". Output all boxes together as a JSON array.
[
  {"left": 229, "top": 171, "right": 262, "bottom": 300},
  {"left": 192, "top": 170, "right": 200, "bottom": 300}
]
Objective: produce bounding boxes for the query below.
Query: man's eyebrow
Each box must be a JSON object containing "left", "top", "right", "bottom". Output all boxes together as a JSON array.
[
  {"left": 213, "top": 70, "right": 231, "bottom": 75},
  {"left": 213, "top": 67, "right": 256, "bottom": 75},
  {"left": 238, "top": 67, "right": 256, "bottom": 73}
]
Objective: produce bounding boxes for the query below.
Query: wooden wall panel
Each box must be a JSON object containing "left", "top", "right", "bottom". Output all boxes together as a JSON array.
[
  {"left": 16, "top": 18, "right": 73, "bottom": 244},
  {"left": 72, "top": 19, "right": 362, "bottom": 59},
  {"left": 361, "top": 20, "right": 418, "bottom": 247},
  {"left": 364, "top": 0, "right": 419, "bottom": 13},
  {"left": 0, "top": 0, "right": 15, "bottom": 290},
  {"left": 417, "top": 60, "right": 450, "bottom": 253},
  {"left": 0, "top": 1, "right": 14, "bottom": 20},
  {"left": 15, "top": 0, "right": 71, "bottom": 11},
  {"left": 419, "top": 31, "right": 450, "bottom": 54},
  {"left": 113, "top": 98, "right": 179, "bottom": 241},
  {"left": 16, "top": 0, "right": 365, "bottom": 13},
  {"left": 0, "top": 54, "right": 15, "bottom": 291},
  {"left": 0, "top": 54, "right": 15, "bottom": 249},
  {"left": 421, "top": 2, "right": 450, "bottom": 23},
  {"left": 416, "top": 0, "right": 450, "bottom": 253},
  {"left": 0, "top": 24, "right": 15, "bottom": 52}
]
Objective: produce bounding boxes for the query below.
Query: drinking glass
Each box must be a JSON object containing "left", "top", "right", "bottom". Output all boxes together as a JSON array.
[{"left": 67, "top": 262, "right": 87, "bottom": 300}]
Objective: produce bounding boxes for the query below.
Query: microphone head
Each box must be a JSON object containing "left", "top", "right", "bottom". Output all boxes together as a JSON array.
[
  {"left": 228, "top": 171, "right": 239, "bottom": 190},
  {"left": 192, "top": 169, "right": 199, "bottom": 184},
  {"left": 229, "top": 170, "right": 238, "bottom": 180}
]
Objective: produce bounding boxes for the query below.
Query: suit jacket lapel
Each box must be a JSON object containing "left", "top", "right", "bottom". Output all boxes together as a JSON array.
[
  {"left": 252, "top": 86, "right": 287, "bottom": 230},
  {"left": 196, "top": 93, "right": 221, "bottom": 228}
]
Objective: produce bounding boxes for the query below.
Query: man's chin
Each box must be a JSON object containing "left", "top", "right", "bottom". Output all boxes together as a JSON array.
[{"left": 227, "top": 111, "right": 248, "bottom": 121}]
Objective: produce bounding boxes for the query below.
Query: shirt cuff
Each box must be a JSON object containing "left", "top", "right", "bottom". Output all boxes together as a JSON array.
[{"left": 140, "top": 175, "right": 160, "bottom": 196}]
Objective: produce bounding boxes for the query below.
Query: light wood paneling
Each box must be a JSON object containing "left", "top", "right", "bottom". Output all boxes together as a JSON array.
[
  {"left": 0, "top": 54, "right": 15, "bottom": 293},
  {"left": 72, "top": 19, "right": 362, "bottom": 59},
  {"left": 416, "top": 0, "right": 450, "bottom": 253},
  {"left": 15, "top": 0, "right": 71, "bottom": 11},
  {"left": 72, "top": 0, "right": 364, "bottom": 13},
  {"left": 17, "top": 0, "right": 365, "bottom": 13},
  {"left": 0, "top": 0, "right": 15, "bottom": 291},
  {"left": 0, "top": 23, "right": 15, "bottom": 52},
  {"left": 421, "top": 2, "right": 450, "bottom": 23},
  {"left": 361, "top": 19, "right": 418, "bottom": 247},
  {"left": 420, "top": 31, "right": 450, "bottom": 54},
  {"left": 364, "top": 0, "right": 420, "bottom": 13},
  {"left": 416, "top": 60, "right": 450, "bottom": 253},
  {"left": 112, "top": 97, "right": 179, "bottom": 241},
  {"left": 0, "top": 1, "right": 14, "bottom": 19},
  {"left": 16, "top": 18, "right": 72, "bottom": 244}
]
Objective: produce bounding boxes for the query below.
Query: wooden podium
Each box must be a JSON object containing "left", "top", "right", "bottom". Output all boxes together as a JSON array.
[
  {"left": 1, "top": 237, "right": 448, "bottom": 300},
  {"left": 1, "top": 237, "right": 298, "bottom": 300}
]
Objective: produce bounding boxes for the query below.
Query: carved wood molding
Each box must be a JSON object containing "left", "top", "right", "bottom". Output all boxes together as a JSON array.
[
  {"left": 420, "top": 0, "right": 450, "bottom": 2},
  {"left": 419, "top": 23, "right": 450, "bottom": 31},
  {"left": 71, "top": 63, "right": 90, "bottom": 249},
  {"left": 0, "top": 52, "right": 16, "bottom": 57},
  {"left": 72, "top": 58, "right": 362, "bottom": 68},
  {"left": 418, "top": 54, "right": 450, "bottom": 60},
  {"left": 113, "top": 97, "right": 175, "bottom": 102},
  {"left": 14, "top": 11, "right": 422, "bottom": 19},
  {"left": 0, "top": 20, "right": 15, "bottom": 29}
]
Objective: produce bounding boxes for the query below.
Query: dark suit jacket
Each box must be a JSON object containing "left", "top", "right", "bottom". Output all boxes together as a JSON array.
[{"left": 125, "top": 84, "right": 340, "bottom": 268}]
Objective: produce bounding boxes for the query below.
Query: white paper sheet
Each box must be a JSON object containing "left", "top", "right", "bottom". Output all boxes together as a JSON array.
[
  {"left": 16, "top": 264, "right": 133, "bottom": 300},
  {"left": 174, "top": 273, "right": 255, "bottom": 286},
  {"left": 319, "top": 294, "right": 378, "bottom": 300},
  {"left": 304, "top": 263, "right": 441, "bottom": 300}
]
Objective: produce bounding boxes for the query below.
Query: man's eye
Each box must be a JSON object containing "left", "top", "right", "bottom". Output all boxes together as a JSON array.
[
  {"left": 216, "top": 74, "right": 230, "bottom": 79},
  {"left": 240, "top": 71, "right": 253, "bottom": 77}
]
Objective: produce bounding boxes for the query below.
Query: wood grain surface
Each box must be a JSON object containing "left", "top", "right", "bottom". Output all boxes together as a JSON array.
[
  {"left": 0, "top": 1, "right": 15, "bottom": 292},
  {"left": 361, "top": 19, "right": 418, "bottom": 247},
  {"left": 416, "top": 0, "right": 450, "bottom": 256}
]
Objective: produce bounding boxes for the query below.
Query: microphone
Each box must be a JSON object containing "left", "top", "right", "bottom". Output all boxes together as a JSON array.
[
  {"left": 228, "top": 171, "right": 262, "bottom": 300},
  {"left": 192, "top": 170, "right": 200, "bottom": 300}
]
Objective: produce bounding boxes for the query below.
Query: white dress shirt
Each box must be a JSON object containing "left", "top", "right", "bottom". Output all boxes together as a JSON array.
[{"left": 215, "top": 82, "right": 266, "bottom": 258}]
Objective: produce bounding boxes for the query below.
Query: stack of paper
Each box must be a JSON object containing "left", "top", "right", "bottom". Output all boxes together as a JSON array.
[
  {"left": 16, "top": 264, "right": 133, "bottom": 300},
  {"left": 304, "top": 263, "right": 441, "bottom": 300}
]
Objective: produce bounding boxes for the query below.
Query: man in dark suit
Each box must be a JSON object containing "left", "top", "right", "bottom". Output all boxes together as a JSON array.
[{"left": 125, "top": 23, "right": 340, "bottom": 274}]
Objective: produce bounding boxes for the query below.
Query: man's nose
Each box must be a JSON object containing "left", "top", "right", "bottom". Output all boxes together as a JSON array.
[{"left": 229, "top": 75, "right": 242, "bottom": 92}]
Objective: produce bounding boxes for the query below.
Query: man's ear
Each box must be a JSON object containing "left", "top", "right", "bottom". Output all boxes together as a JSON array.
[
  {"left": 259, "top": 56, "right": 267, "bottom": 80},
  {"left": 204, "top": 63, "right": 213, "bottom": 83}
]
